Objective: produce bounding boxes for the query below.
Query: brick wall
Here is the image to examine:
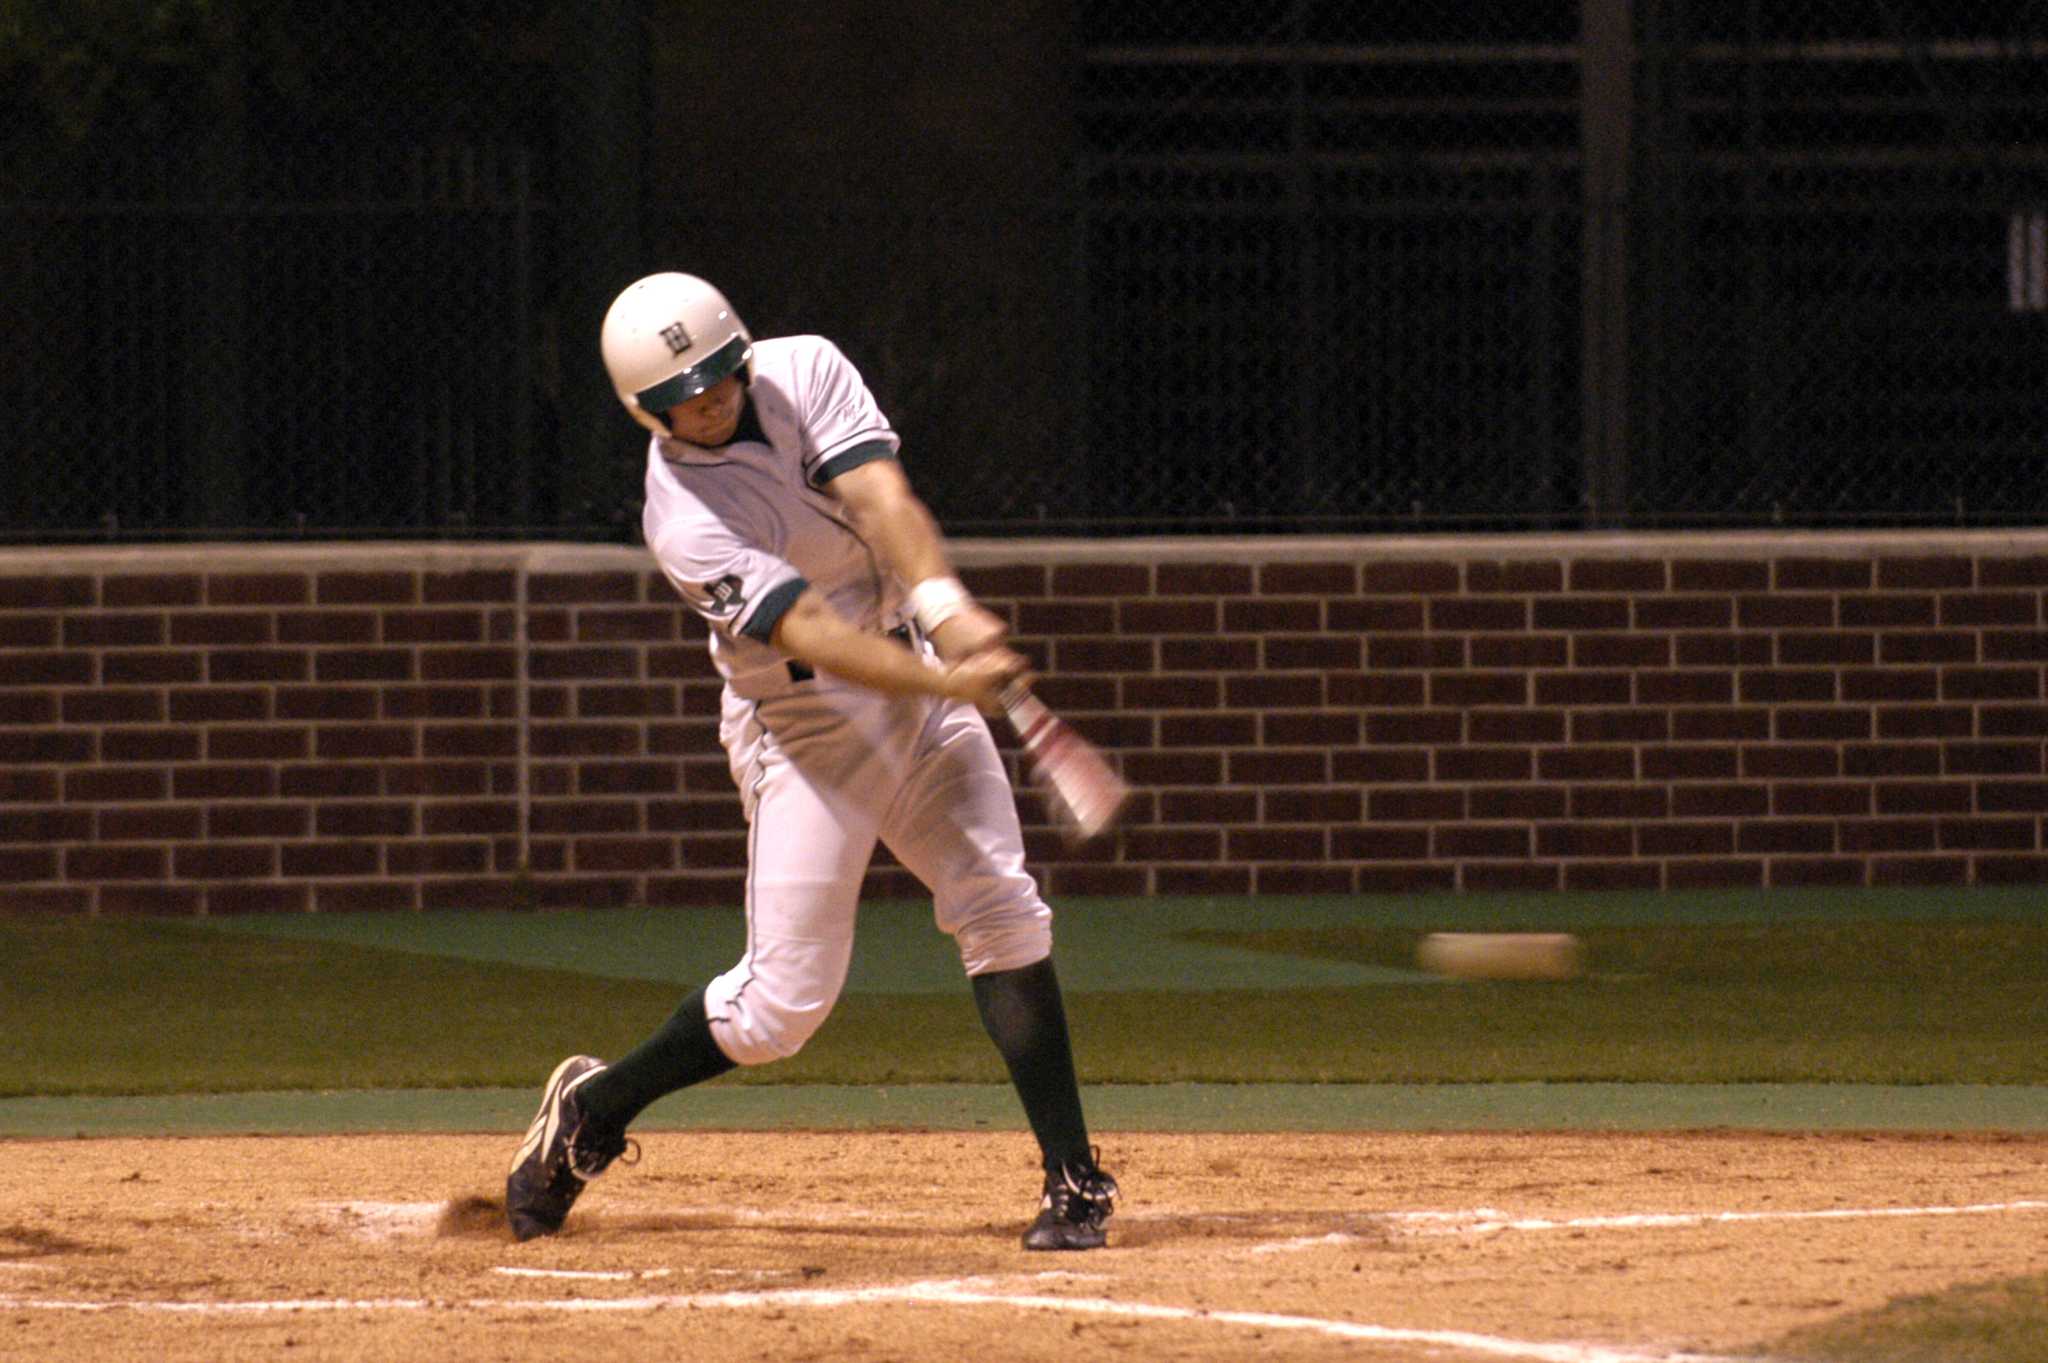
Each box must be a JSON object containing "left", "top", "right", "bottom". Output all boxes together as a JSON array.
[{"left": 2, "top": 532, "right": 2045, "bottom": 915}]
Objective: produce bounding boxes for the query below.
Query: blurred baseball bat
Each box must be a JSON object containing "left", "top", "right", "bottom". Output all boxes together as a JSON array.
[{"left": 998, "top": 683, "right": 1130, "bottom": 843}]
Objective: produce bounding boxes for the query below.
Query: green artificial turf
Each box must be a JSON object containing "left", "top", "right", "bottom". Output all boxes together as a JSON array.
[{"left": 5, "top": 908, "right": 2048, "bottom": 1095}]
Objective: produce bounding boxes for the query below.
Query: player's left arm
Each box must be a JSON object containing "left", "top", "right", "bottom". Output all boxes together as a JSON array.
[{"left": 826, "top": 458, "right": 1019, "bottom": 666}]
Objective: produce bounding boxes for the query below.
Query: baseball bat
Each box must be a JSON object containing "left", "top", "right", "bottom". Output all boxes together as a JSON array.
[{"left": 998, "top": 683, "right": 1130, "bottom": 843}]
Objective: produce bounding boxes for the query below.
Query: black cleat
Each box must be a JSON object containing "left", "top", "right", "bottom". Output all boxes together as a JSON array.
[
  {"left": 505, "top": 1055, "right": 637, "bottom": 1242},
  {"left": 1022, "top": 1152, "right": 1118, "bottom": 1251}
]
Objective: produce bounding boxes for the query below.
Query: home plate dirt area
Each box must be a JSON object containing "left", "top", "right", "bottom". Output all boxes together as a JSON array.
[{"left": 3, "top": 1129, "right": 2044, "bottom": 1362}]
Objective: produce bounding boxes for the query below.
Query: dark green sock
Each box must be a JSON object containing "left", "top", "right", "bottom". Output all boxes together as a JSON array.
[
  {"left": 574, "top": 987, "right": 736, "bottom": 1134},
  {"left": 971, "top": 956, "right": 1092, "bottom": 1170}
]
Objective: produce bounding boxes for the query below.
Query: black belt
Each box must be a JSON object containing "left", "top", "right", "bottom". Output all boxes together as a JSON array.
[{"left": 787, "top": 623, "right": 915, "bottom": 684}]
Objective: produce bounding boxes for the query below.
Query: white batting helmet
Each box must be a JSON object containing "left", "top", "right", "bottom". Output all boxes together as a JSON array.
[{"left": 600, "top": 272, "right": 754, "bottom": 436}]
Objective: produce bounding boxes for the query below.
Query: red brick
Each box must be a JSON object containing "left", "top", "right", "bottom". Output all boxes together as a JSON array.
[
  {"left": 1159, "top": 789, "right": 1259, "bottom": 823},
  {"left": 1980, "top": 557, "right": 2048, "bottom": 587},
  {"left": 1538, "top": 747, "right": 1636, "bottom": 781},
  {"left": 1875, "top": 706, "right": 1972, "bottom": 740},
  {"left": 1255, "top": 865, "right": 1355, "bottom": 894},
  {"left": 1841, "top": 668, "right": 1937, "bottom": 702},
  {"left": 1742, "top": 745, "right": 1840, "bottom": 778},
  {"left": 1369, "top": 788, "right": 1465, "bottom": 821},
  {"left": 1673, "top": 559, "right": 1770, "bottom": 591},
  {"left": 1160, "top": 713, "right": 1256, "bottom": 747},
  {"left": 1871, "top": 855, "right": 1969, "bottom": 885},
  {"left": 1362, "top": 561, "right": 1457, "bottom": 595},
  {"left": 1429, "top": 598, "right": 1527, "bottom": 632},
  {"left": 64, "top": 613, "right": 165, "bottom": 647},
  {"left": 173, "top": 844, "right": 274, "bottom": 879},
  {"left": 1736, "top": 670, "right": 1834, "bottom": 704},
  {"left": 1942, "top": 667, "right": 2040, "bottom": 701},
  {"left": 1435, "top": 747, "right": 1533, "bottom": 782},
  {"left": 1266, "top": 637, "right": 1362, "bottom": 671},
  {"left": 1941, "top": 592, "right": 2039, "bottom": 627},
  {"left": 1223, "top": 599, "right": 1321, "bottom": 633},
  {"left": 1260, "top": 562, "right": 1357, "bottom": 594},
  {"left": 1938, "top": 817, "right": 2037, "bottom": 850},
  {"left": 423, "top": 802, "right": 521, "bottom": 835},
  {"left": 1570, "top": 558, "right": 1665, "bottom": 592},
  {"left": 1534, "top": 672, "right": 1630, "bottom": 705},
  {"left": 1673, "top": 707, "right": 1769, "bottom": 741},
  {"left": 1429, "top": 672, "right": 1525, "bottom": 708},
  {"left": 1676, "top": 632, "right": 1773, "bottom": 667},
  {"left": 1436, "top": 825, "right": 1531, "bottom": 859},
  {"left": 1463, "top": 863, "right": 1562, "bottom": 892},
  {"left": 1465, "top": 560, "right": 1563, "bottom": 593},
  {"left": 1357, "top": 864, "right": 1458, "bottom": 894},
  {"left": 1156, "top": 865, "right": 1253, "bottom": 895},
  {"left": 206, "top": 726, "right": 310, "bottom": 761},
  {"left": 1050, "top": 563, "right": 1151, "bottom": 598},
  {"left": 103, "top": 574, "right": 201, "bottom": 607},
  {"left": 1843, "top": 743, "right": 1942, "bottom": 777},
  {"left": 960, "top": 564, "right": 1049, "bottom": 598},
  {"left": 1635, "top": 596, "right": 1731, "bottom": 630},
  {"left": 1982, "top": 706, "right": 2048, "bottom": 737},
  {"left": 282, "top": 843, "right": 382, "bottom": 877},
  {"left": 1840, "top": 594, "right": 1936, "bottom": 627},
  {"left": 97, "top": 728, "right": 196, "bottom": 762},
  {"left": 1329, "top": 599, "right": 1429, "bottom": 633},
  {"left": 1125, "top": 753, "right": 1224, "bottom": 787},
  {"left": 1329, "top": 672, "right": 1425, "bottom": 707},
  {"left": 1470, "top": 786, "right": 1568, "bottom": 819},
  {"left": 209, "top": 648, "right": 311, "bottom": 683},
  {"left": 62, "top": 845, "right": 167, "bottom": 880},
  {"left": 1367, "top": 710, "right": 1461, "bottom": 745},
  {"left": 1155, "top": 563, "right": 1249, "bottom": 596},
  {"left": 1121, "top": 600, "right": 1216, "bottom": 634},
  {"left": 1228, "top": 751, "right": 1328, "bottom": 784},
  {"left": 384, "top": 609, "right": 488, "bottom": 644},
  {"left": 57, "top": 690, "right": 158, "bottom": 724},
  {"left": 1266, "top": 788, "right": 1363, "bottom": 822},
  {"left": 1229, "top": 828, "right": 1327, "bottom": 861},
  {"left": 100, "top": 806, "right": 200, "bottom": 839},
  {"left": 278, "top": 610, "right": 379, "bottom": 645},
  {"left": 1572, "top": 709, "right": 1670, "bottom": 743},
  {"left": 1470, "top": 636, "right": 1569, "bottom": 669},
  {"left": 1946, "top": 742, "right": 2043, "bottom": 776},
  {"left": 316, "top": 725, "right": 418, "bottom": 760},
  {"left": 1221, "top": 675, "right": 1312, "bottom": 708},
  {"left": 2, "top": 651, "right": 97, "bottom": 686},
  {"left": 1779, "top": 632, "right": 1875, "bottom": 666},
  {"left": 423, "top": 570, "right": 517, "bottom": 604},
  {"left": 1882, "top": 632, "right": 1978, "bottom": 665},
  {"left": 1770, "top": 858, "right": 1865, "bottom": 887},
  {"left": 1534, "top": 596, "right": 1629, "bottom": 630},
  {"left": 1369, "top": 636, "right": 1462, "bottom": 670},
  {"left": 1978, "top": 853, "right": 2048, "bottom": 882},
  {"left": 1772, "top": 707, "right": 1868, "bottom": 741},
  {"left": 0, "top": 770, "right": 60, "bottom": 802},
  {"left": 1566, "top": 861, "right": 1662, "bottom": 891},
  {"left": 1737, "top": 820, "right": 1834, "bottom": 853},
  {"left": 1875, "top": 781, "right": 1973, "bottom": 814},
  {"left": 1575, "top": 635, "right": 1670, "bottom": 668},
  {"left": 1262, "top": 712, "right": 1359, "bottom": 746},
  {"left": 1642, "top": 746, "right": 1737, "bottom": 780},
  {"left": 170, "top": 613, "right": 272, "bottom": 647},
  {"left": 1123, "top": 828, "right": 1224, "bottom": 861},
  {"left": 380, "top": 686, "right": 488, "bottom": 720},
  {"left": 1572, "top": 784, "right": 1671, "bottom": 818},
  {"left": 414, "top": 647, "right": 517, "bottom": 681},
  {"left": 1162, "top": 638, "right": 1256, "bottom": 671},
  {"left": 173, "top": 765, "right": 278, "bottom": 799},
  {"left": 0, "top": 576, "right": 92, "bottom": 609},
  {"left": 1536, "top": 823, "right": 1632, "bottom": 858},
  {"left": 0, "top": 886, "right": 90, "bottom": 913},
  {"left": 172, "top": 687, "right": 271, "bottom": 722},
  {"left": 1982, "top": 630, "right": 2048, "bottom": 663},
  {"left": 1641, "top": 671, "right": 1738, "bottom": 705},
  {"left": 316, "top": 571, "right": 418, "bottom": 605},
  {"left": 0, "top": 616, "right": 58, "bottom": 648},
  {"left": 1671, "top": 784, "right": 1769, "bottom": 817},
  {"left": 1877, "top": 556, "right": 1973, "bottom": 590},
  {"left": 1978, "top": 780, "right": 2048, "bottom": 812},
  {"left": 1334, "top": 749, "right": 1431, "bottom": 783},
  {"left": 279, "top": 764, "right": 379, "bottom": 797},
  {"left": 1468, "top": 709, "right": 1566, "bottom": 743},
  {"left": 1664, "top": 857, "right": 1763, "bottom": 888},
  {"left": 1772, "top": 782, "right": 1870, "bottom": 816},
  {"left": 208, "top": 804, "right": 312, "bottom": 838},
  {"left": 1774, "top": 557, "right": 1872, "bottom": 590},
  {"left": 1738, "top": 595, "right": 1834, "bottom": 628}
]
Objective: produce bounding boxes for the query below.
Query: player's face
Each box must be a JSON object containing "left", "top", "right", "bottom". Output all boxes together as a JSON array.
[{"left": 665, "top": 375, "right": 745, "bottom": 446}]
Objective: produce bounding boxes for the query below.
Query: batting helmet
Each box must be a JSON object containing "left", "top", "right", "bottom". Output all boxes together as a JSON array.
[{"left": 600, "top": 273, "right": 754, "bottom": 436}]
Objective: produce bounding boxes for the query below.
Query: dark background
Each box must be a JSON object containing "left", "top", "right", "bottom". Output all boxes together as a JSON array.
[{"left": 4, "top": 0, "right": 2045, "bottom": 543}]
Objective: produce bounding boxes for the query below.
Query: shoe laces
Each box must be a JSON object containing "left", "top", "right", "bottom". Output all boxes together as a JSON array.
[
  {"left": 566, "top": 1123, "right": 640, "bottom": 1182},
  {"left": 1046, "top": 1150, "right": 1118, "bottom": 1227}
]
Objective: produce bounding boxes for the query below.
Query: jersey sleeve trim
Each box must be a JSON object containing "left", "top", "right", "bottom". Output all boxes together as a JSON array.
[
  {"left": 811, "top": 439, "right": 897, "bottom": 487},
  {"left": 738, "top": 575, "right": 809, "bottom": 644}
]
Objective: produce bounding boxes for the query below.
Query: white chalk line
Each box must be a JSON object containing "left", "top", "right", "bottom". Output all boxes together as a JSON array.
[
  {"left": 1249, "top": 1198, "right": 2048, "bottom": 1253},
  {"left": 0, "top": 1274, "right": 1737, "bottom": 1363}
]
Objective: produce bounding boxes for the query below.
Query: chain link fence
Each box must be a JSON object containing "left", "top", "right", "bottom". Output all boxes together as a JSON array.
[{"left": 4, "top": 1, "right": 2044, "bottom": 542}]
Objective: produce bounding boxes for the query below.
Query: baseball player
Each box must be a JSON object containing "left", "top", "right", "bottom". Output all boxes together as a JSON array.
[{"left": 505, "top": 272, "right": 1117, "bottom": 1251}]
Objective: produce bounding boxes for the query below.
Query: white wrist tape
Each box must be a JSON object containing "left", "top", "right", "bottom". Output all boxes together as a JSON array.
[{"left": 906, "top": 576, "right": 973, "bottom": 633}]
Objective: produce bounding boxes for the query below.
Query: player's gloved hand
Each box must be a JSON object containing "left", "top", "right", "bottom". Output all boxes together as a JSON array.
[
  {"left": 927, "top": 603, "right": 1011, "bottom": 662},
  {"left": 939, "top": 646, "right": 1033, "bottom": 712}
]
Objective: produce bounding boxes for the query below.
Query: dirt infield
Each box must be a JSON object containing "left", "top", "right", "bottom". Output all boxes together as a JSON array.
[{"left": 4, "top": 1129, "right": 2045, "bottom": 1362}]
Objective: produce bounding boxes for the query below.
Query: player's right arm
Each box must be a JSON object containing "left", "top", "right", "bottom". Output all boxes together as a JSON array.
[{"left": 770, "top": 588, "right": 1013, "bottom": 707}]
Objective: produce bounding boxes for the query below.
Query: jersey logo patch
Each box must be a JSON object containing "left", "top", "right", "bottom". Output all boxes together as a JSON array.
[
  {"left": 659, "top": 321, "right": 692, "bottom": 357},
  {"left": 683, "top": 573, "right": 746, "bottom": 618}
]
